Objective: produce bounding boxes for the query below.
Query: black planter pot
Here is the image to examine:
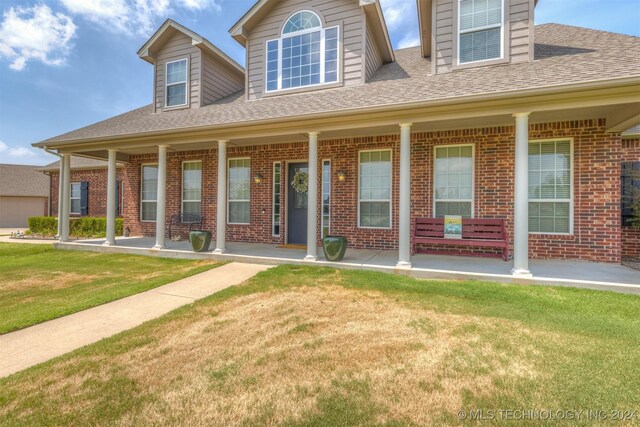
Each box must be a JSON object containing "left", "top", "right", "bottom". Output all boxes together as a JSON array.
[
  {"left": 322, "top": 236, "right": 347, "bottom": 261},
  {"left": 190, "top": 230, "right": 212, "bottom": 252}
]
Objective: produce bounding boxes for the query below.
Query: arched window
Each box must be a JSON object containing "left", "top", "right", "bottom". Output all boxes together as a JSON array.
[
  {"left": 266, "top": 10, "right": 339, "bottom": 92},
  {"left": 282, "top": 11, "right": 321, "bottom": 34}
]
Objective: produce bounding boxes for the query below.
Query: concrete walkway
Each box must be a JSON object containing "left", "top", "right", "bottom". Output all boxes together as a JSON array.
[{"left": 0, "top": 262, "right": 270, "bottom": 378}]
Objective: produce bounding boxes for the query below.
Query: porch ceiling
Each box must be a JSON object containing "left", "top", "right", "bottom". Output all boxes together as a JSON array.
[{"left": 61, "top": 101, "right": 640, "bottom": 162}]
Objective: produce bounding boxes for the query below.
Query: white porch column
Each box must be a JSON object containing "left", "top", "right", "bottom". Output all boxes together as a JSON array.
[
  {"left": 56, "top": 157, "right": 64, "bottom": 238},
  {"left": 512, "top": 113, "right": 532, "bottom": 277},
  {"left": 305, "top": 132, "right": 319, "bottom": 261},
  {"left": 104, "top": 149, "right": 117, "bottom": 246},
  {"left": 397, "top": 123, "right": 413, "bottom": 269},
  {"left": 153, "top": 144, "right": 168, "bottom": 250},
  {"left": 214, "top": 140, "right": 228, "bottom": 254},
  {"left": 60, "top": 154, "right": 71, "bottom": 242}
]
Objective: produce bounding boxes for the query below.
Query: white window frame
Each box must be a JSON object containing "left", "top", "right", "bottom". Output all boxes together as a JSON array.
[
  {"left": 457, "top": 0, "right": 504, "bottom": 65},
  {"left": 265, "top": 10, "right": 340, "bottom": 93},
  {"left": 165, "top": 58, "right": 189, "bottom": 108},
  {"left": 358, "top": 149, "right": 393, "bottom": 230},
  {"left": 70, "top": 181, "right": 81, "bottom": 215},
  {"left": 273, "top": 161, "right": 282, "bottom": 236},
  {"left": 140, "top": 163, "right": 158, "bottom": 223},
  {"left": 321, "top": 159, "right": 331, "bottom": 237},
  {"left": 528, "top": 138, "right": 574, "bottom": 236},
  {"left": 433, "top": 144, "right": 475, "bottom": 219},
  {"left": 227, "top": 157, "right": 251, "bottom": 225},
  {"left": 181, "top": 160, "right": 202, "bottom": 215}
]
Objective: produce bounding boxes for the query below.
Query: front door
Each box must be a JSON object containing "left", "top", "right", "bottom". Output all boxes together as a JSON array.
[{"left": 287, "top": 162, "right": 308, "bottom": 245}]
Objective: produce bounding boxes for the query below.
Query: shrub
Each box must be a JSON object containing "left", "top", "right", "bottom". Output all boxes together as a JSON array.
[
  {"left": 28, "top": 217, "right": 57, "bottom": 236},
  {"left": 28, "top": 217, "right": 123, "bottom": 238}
]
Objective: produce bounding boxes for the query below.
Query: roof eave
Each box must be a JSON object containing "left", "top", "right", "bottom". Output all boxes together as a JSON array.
[
  {"left": 361, "top": 0, "right": 395, "bottom": 62},
  {"left": 32, "top": 75, "right": 640, "bottom": 150},
  {"left": 137, "top": 19, "right": 244, "bottom": 75}
]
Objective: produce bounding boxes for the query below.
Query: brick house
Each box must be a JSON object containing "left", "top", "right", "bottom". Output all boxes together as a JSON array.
[
  {"left": 33, "top": 0, "right": 639, "bottom": 275},
  {"left": 38, "top": 157, "right": 125, "bottom": 219}
]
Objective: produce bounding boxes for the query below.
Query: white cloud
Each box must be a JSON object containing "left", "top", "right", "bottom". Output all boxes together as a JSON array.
[
  {"left": 60, "top": 0, "right": 222, "bottom": 37},
  {"left": 397, "top": 34, "right": 420, "bottom": 49},
  {"left": 379, "top": 0, "right": 414, "bottom": 31},
  {"left": 60, "top": 0, "right": 130, "bottom": 33},
  {"left": 177, "top": 0, "right": 222, "bottom": 12},
  {"left": 0, "top": 5, "right": 76, "bottom": 71},
  {"left": 0, "top": 140, "right": 53, "bottom": 165}
]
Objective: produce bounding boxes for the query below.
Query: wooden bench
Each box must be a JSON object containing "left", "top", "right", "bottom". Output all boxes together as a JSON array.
[
  {"left": 413, "top": 218, "right": 509, "bottom": 261},
  {"left": 168, "top": 213, "right": 203, "bottom": 240}
]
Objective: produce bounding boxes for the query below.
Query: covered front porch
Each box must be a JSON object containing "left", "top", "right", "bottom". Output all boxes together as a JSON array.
[
  {"left": 47, "top": 81, "right": 640, "bottom": 277},
  {"left": 56, "top": 237, "right": 640, "bottom": 294}
]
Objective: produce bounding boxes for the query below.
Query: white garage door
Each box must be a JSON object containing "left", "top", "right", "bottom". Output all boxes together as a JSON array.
[{"left": 0, "top": 197, "right": 48, "bottom": 228}]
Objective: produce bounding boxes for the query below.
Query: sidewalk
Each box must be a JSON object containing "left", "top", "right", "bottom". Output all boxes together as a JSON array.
[{"left": 0, "top": 262, "right": 270, "bottom": 378}]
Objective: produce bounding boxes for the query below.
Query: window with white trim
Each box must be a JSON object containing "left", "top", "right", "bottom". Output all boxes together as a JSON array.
[
  {"left": 459, "top": 0, "right": 503, "bottom": 64},
  {"left": 273, "top": 162, "right": 281, "bottom": 236},
  {"left": 359, "top": 150, "right": 391, "bottom": 228},
  {"left": 228, "top": 158, "right": 250, "bottom": 224},
  {"left": 165, "top": 59, "right": 188, "bottom": 107},
  {"left": 141, "top": 164, "right": 158, "bottom": 221},
  {"left": 528, "top": 140, "right": 572, "bottom": 234},
  {"left": 70, "top": 182, "right": 81, "bottom": 215},
  {"left": 182, "top": 161, "right": 202, "bottom": 215},
  {"left": 266, "top": 11, "right": 339, "bottom": 92},
  {"left": 434, "top": 145, "right": 474, "bottom": 218},
  {"left": 322, "top": 160, "right": 331, "bottom": 237}
]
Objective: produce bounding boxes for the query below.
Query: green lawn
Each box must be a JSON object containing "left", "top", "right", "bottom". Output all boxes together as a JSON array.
[
  {"left": 1, "top": 265, "right": 639, "bottom": 426},
  {"left": 0, "top": 243, "right": 218, "bottom": 334}
]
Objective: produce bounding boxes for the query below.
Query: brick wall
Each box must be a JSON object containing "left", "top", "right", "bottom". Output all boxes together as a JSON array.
[
  {"left": 50, "top": 168, "right": 125, "bottom": 217},
  {"left": 121, "top": 119, "right": 624, "bottom": 263},
  {"left": 622, "top": 138, "right": 640, "bottom": 259}
]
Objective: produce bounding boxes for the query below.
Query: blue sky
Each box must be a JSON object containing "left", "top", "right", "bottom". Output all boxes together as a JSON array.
[{"left": 0, "top": 0, "right": 638, "bottom": 165}]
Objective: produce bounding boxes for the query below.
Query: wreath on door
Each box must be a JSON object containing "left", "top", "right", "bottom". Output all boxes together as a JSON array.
[{"left": 291, "top": 170, "right": 309, "bottom": 194}]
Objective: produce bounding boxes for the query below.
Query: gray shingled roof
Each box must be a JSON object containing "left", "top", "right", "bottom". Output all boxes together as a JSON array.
[
  {"left": 37, "top": 156, "right": 123, "bottom": 172},
  {"left": 0, "top": 164, "right": 49, "bottom": 197},
  {"left": 37, "top": 24, "right": 640, "bottom": 146}
]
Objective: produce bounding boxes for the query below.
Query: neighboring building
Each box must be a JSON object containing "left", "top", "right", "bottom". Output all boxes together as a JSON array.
[
  {"left": 38, "top": 157, "right": 125, "bottom": 218},
  {"left": 0, "top": 164, "right": 49, "bottom": 228},
  {"left": 33, "top": 0, "right": 640, "bottom": 273}
]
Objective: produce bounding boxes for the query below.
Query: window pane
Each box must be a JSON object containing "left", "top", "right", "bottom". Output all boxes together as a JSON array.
[
  {"left": 182, "top": 162, "right": 202, "bottom": 211},
  {"left": 434, "top": 145, "right": 473, "bottom": 218},
  {"left": 141, "top": 201, "right": 157, "bottom": 221},
  {"left": 167, "top": 60, "right": 187, "bottom": 84},
  {"left": 322, "top": 160, "right": 330, "bottom": 237},
  {"left": 360, "top": 201, "right": 390, "bottom": 228},
  {"left": 167, "top": 83, "right": 186, "bottom": 107},
  {"left": 229, "top": 159, "right": 250, "bottom": 224},
  {"left": 528, "top": 139, "right": 572, "bottom": 234},
  {"left": 283, "top": 11, "right": 321, "bottom": 34},
  {"left": 70, "top": 183, "right": 81, "bottom": 198},
  {"left": 460, "top": 0, "right": 502, "bottom": 31},
  {"left": 460, "top": 28, "right": 501, "bottom": 63},
  {"left": 70, "top": 199, "right": 81, "bottom": 214},
  {"left": 141, "top": 165, "right": 158, "bottom": 201},
  {"left": 281, "top": 31, "right": 322, "bottom": 89},
  {"left": 183, "top": 201, "right": 201, "bottom": 215},
  {"left": 273, "top": 162, "right": 281, "bottom": 235},
  {"left": 229, "top": 201, "right": 250, "bottom": 224}
]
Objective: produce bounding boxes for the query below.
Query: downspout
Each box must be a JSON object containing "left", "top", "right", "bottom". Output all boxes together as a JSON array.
[{"left": 43, "top": 147, "right": 63, "bottom": 238}]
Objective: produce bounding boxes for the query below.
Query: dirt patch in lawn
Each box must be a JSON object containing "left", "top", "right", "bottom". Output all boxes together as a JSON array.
[
  {"left": 1, "top": 284, "right": 553, "bottom": 425},
  {"left": 0, "top": 272, "right": 106, "bottom": 293}
]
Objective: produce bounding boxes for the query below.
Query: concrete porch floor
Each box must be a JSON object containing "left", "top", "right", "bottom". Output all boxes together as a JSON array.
[{"left": 56, "top": 237, "right": 640, "bottom": 294}]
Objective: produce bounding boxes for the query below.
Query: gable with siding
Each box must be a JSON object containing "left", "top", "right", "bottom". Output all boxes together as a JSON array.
[
  {"left": 154, "top": 32, "right": 202, "bottom": 110},
  {"left": 246, "top": 0, "right": 365, "bottom": 100}
]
